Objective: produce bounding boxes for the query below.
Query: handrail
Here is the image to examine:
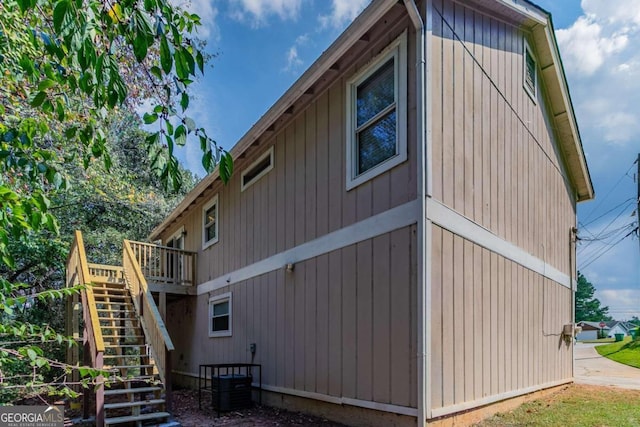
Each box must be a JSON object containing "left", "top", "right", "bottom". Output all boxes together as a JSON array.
[
  {"left": 123, "top": 240, "right": 174, "bottom": 388},
  {"left": 66, "top": 230, "right": 105, "bottom": 425},
  {"left": 128, "top": 240, "right": 196, "bottom": 287},
  {"left": 69, "top": 232, "right": 105, "bottom": 354}
]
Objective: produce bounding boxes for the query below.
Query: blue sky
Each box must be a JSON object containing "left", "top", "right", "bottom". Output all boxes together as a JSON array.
[{"left": 174, "top": 0, "right": 640, "bottom": 319}]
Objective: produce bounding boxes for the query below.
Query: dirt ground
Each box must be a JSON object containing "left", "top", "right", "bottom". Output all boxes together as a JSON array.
[{"left": 172, "top": 389, "right": 347, "bottom": 427}]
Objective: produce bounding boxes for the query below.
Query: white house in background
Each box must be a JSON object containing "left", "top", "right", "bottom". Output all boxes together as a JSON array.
[{"left": 606, "top": 321, "right": 635, "bottom": 338}]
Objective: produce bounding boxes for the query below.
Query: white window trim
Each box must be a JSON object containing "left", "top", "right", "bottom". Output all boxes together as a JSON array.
[
  {"left": 208, "top": 292, "right": 232, "bottom": 338},
  {"left": 167, "top": 226, "right": 185, "bottom": 246},
  {"left": 523, "top": 38, "right": 537, "bottom": 103},
  {"left": 202, "top": 194, "right": 219, "bottom": 250},
  {"left": 345, "top": 30, "right": 408, "bottom": 191},
  {"left": 241, "top": 146, "right": 274, "bottom": 192}
]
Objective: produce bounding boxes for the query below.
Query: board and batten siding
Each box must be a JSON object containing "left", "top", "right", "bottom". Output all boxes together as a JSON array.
[
  {"left": 159, "top": 6, "right": 417, "bottom": 286},
  {"left": 429, "top": 225, "right": 573, "bottom": 412},
  {"left": 430, "top": 0, "right": 576, "bottom": 277},
  {"left": 166, "top": 226, "right": 418, "bottom": 409}
]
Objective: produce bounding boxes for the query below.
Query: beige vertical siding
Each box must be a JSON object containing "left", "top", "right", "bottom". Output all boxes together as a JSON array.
[
  {"left": 429, "top": 224, "right": 573, "bottom": 411},
  {"left": 166, "top": 226, "right": 418, "bottom": 408},
  {"left": 429, "top": 0, "right": 576, "bottom": 415},
  {"left": 430, "top": 0, "right": 576, "bottom": 276},
  {"left": 158, "top": 5, "right": 417, "bottom": 286}
]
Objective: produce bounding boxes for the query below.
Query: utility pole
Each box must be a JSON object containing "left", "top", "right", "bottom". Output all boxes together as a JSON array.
[{"left": 637, "top": 153, "right": 640, "bottom": 253}]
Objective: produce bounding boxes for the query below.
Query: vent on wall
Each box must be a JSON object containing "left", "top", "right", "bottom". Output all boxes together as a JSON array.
[
  {"left": 523, "top": 39, "right": 537, "bottom": 102},
  {"left": 241, "top": 146, "right": 274, "bottom": 191}
]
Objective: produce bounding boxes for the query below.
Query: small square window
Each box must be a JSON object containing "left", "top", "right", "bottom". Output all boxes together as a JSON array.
[
  {"left": 202, "top": 194, "right": 219, "bottom": 249},
  {"left": 209, "top": 292, "right": 232, "bottom": 337},
  {"left": 523, "top": 39, "right": 537, "bottom": 102},
  {"left": 346, "top": 31, "right": 407, "bottom": 190}
]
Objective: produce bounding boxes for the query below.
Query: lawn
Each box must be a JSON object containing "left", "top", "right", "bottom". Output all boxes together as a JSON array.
[
  {"left": 478, "top": 384, "right": 640, "bottom": 427},
  {"left": 579, "top": 337, "right": 615, "bottom": 344},
  {"left": 595, "top": 337, "right": 640, "bottom": 369}
]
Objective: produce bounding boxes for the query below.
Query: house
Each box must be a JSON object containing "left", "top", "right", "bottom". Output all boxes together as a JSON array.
[
  {"left": 576, "top": 321, "right": 603, "bottom": 341},
  {"left": 606, "top": 321, "right": 635, "bottom": 338},
  {"left": 67, "top": 0, "right": 594, "bottom": 426}
]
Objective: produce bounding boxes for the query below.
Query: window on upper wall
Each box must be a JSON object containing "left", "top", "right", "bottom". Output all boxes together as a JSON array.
[
  {"left": 346, "top": 31, "right": 407, "bottom": 190},
  {"left": 209, "top": 292, "right": 232, "bottom": 337},
  {"left": 202, "top": 194, "right": 219, "bottom": 249},
  {"left": 523, "top": 38, "right": 537, "bottom": 102},
  {"left": 241, "top": 146, "right": 274, "bottom": 191}
]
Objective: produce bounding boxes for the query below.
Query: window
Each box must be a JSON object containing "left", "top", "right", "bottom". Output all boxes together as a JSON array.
[
  {"left": 346, "top": 31, "right": 407, "bottom": 190},
  {"left": 241, "top": 146, "right": 274, "bottom": 191},
  {"left": 209, "top": 292, "right": 232, "bottom": 337},
  {"left": 202, "top": 194, "right": 219, "bottom": 249},
  {"left": 523, "top": 38, "right": 537, "bottom": 102}
]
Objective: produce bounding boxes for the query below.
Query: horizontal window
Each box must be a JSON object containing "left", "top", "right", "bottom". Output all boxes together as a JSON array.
[{"left": 241, "top": 146, "right": 274, "bottom": 191}]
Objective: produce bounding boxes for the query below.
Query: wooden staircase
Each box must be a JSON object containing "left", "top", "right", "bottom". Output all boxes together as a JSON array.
[
  {"left": 66, "top": 231, "right": 176, "bottom": 427},
  {"left": 93, "top": 281, "right": 170, "bottom": 426}
]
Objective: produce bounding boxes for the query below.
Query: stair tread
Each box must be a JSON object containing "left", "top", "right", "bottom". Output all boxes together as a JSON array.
[
  {"left": 107, "top": 375, "right": 156, "bottom": 382},
  {"left": 104, "top": 386, "right": 162, "bottom": 396},
  {"left": 105, "top": 344, "right": 146, "bottom": 348},
  {"left": 106, "top": 365, "right": 154, "bottom": 370},
  {"left": 104, "top": 399, "right": 165, "bottom": 410},
  {"left": 104, "top": 411, "right": 170, "bottom": 425},
  {"left": 103, "top": 354, "right": 149, "bottom": 359}
]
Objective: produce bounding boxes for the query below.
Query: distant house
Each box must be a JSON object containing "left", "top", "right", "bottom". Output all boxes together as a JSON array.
[
  {"left": 606, "top": 321, "right": 636, "bottom": 338},
  {"left": 576, "top": 321, "right": 603, "bottom": 340},
  {"left": 70, "top": 0, "right": 594, "bottom": 425}
]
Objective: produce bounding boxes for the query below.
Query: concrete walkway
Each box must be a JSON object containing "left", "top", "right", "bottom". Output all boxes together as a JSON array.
[{"left": 574, "top": 342, "right": 640, "bottom": 390}]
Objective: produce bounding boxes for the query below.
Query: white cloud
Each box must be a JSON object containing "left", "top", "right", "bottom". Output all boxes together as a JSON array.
[
  {"left": 319, "top": 0, "right": 370, "bottom": 29},
  {"left": 581, "top": 0, "right": 640, "bottom": 27},
  {"left": 172, "top": 0, "right": 219, "bottom": 40},
  {"left": 598, "top": 289, "right": 640, "bottom": 320},
  {"left": 556, "top": 16, "right": 628, "bottom": 76},
  {"left": 283, "top": 46, "right": 303, "bottom": 73},
  {"left": 229, "top": 0, "right": 302, "bottom": 27}
]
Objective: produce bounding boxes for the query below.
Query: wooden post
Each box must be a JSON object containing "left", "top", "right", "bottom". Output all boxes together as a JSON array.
[
  {"left": 165, "top": 348, "right": 172, "bottom": 412},
  {"left": 82, "top": 340, "right": 90, "bottom": 421},
  {"left": 159, "top": 292, "right": 167, "bottom": 322},
  {"left": 95, "top": 352, "right": 104, "bottom": 427}
]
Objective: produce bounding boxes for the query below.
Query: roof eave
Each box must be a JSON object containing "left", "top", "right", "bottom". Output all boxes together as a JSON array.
[{"left": 149, "top": 0, "right": 400, "bottom": 241}]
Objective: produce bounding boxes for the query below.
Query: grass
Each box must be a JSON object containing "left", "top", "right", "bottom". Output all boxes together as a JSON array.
[
  {"left": 595, "top": 337, "right": 640, "bottom": 369},
  {"left": 478, "top": 384, "right": 640, "bottom": 426}
]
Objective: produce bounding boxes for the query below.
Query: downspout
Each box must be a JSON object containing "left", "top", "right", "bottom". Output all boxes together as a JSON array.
[{"left": 402, "top": 1, "right": 428, "bottom": 425}]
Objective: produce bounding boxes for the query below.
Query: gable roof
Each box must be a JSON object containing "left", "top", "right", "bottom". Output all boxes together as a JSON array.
[{"left": 149, "top": 0, "right": 594, "bottom": 241}]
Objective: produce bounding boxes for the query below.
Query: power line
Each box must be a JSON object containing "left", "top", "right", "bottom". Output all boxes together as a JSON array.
[
  {"left": 579, "top": 227, "right": 638, "bottom": 270},
  {"left": 579, "top": 225, "right": 636, "bottom": 268},
  {"left": 581, "top": 197, "right": 634, "bottom": 228},
  {"left": 581, "top": 161, "right": 636, "bottom": 224}
]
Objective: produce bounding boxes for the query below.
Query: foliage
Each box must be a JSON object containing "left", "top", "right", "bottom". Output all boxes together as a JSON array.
[
  {"left": 575, "top": 272, "right": 611, "bottom": 322},
  {"left": 595, "top": 337, "right": 640, "bottom": 369},
  {"left": 0, "top": 110, "right": 195, "bottom": 401},
  {"left": 0, "top": 0, "right": 218, "bottom": 401}
]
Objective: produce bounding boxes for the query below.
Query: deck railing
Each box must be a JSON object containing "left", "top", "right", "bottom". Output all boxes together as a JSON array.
[
  {"left": 123, "top": 240, "right": 174, "bottom": 407},
  {"left": 88, "top": 263, "right": 124, "bottom": 283},
  {"left": 66, "top": 231, "right": 105, "bottom": 425},
  {"left": 128, "top": 241, "right": 196, "bottom": 287}
]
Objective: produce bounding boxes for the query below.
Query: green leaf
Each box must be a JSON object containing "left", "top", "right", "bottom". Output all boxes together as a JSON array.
[
  {"left": 180, "top": 93, "right": 189, "bottom": 112},
  {"left": 160, "top": 37, "right": 172, "bottom": 74},
  {"left": 174, "top": 124, "right": 187, "bottom": 146},
  {"left": 31, "top": 92, "right": 47, "bottom": 107},
  {"left": 196, "top": 51, "right": 204, "bottom": 74},
  {"left": 174, "top": 49, "right": 187, "bottom": 79},
  {"left": 27, "top": 348, "right": 37, "bottom": 361},
  {"left": 133, "top": 32, "right": 148, "bottom": 62},
  {"left": 143, "top": 113, "right": 158, "bottom": 124},
  {"left": 53, "top": 0, "right": 70, "bottom": 33}
]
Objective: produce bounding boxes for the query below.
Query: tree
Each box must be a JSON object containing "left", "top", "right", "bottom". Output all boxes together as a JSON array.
[
  {"left": 575, "top": 272, "right": 612, "bottom": 322},
  {"left": 0, "top": 0, "right": 226, "bottom": 401}
]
